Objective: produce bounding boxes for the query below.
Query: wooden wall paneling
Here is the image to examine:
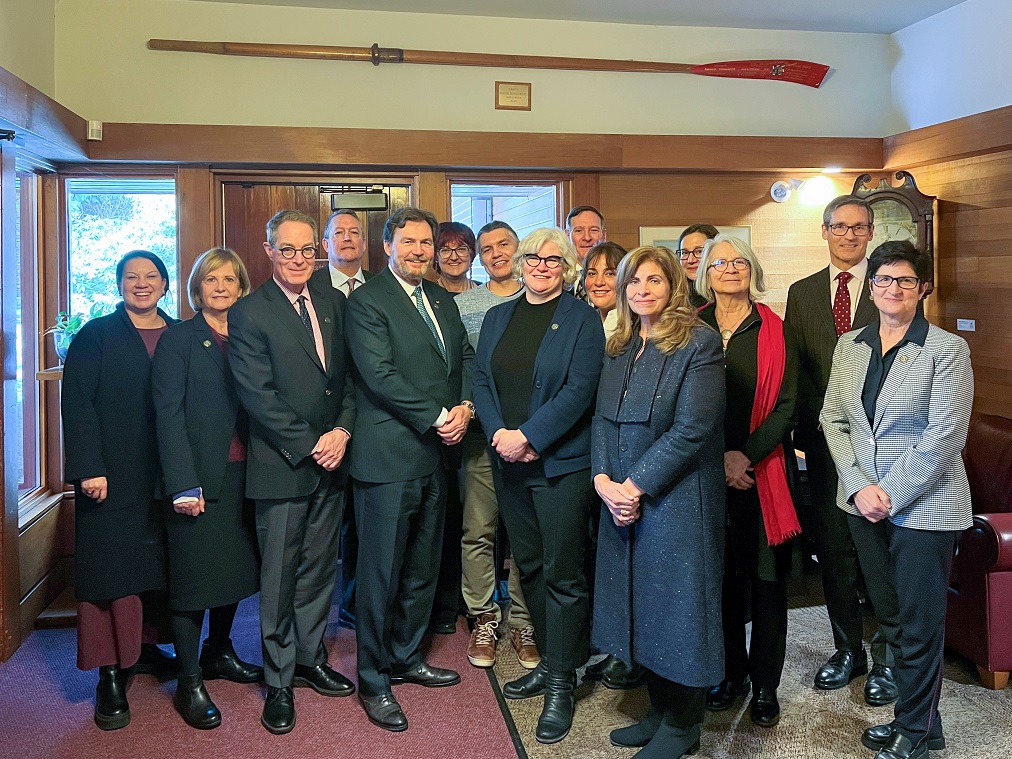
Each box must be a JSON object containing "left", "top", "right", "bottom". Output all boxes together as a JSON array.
[
  {"left": 885, "top": 105, "right": 1012, "bottom": 170},
  {"left": 418, "top": 171, "right": 449, "bottom": 220},
  {"left": 0, "top": 144, "right": 22, "bottom": 660},
  {"left": 571, "top": 174, "right": 601, "bottom": 218},
  {"left": 18, "top": 505, "right": 62, "bottom": 599},
  {"left": 19, "top": 557, "right": 70, "bottom": 642},
  {"left": 0, "top": 65, "right": 88, "bottom": 162},
  {"left": 175, "top": 166, "right": 214, "bottom": 319}
]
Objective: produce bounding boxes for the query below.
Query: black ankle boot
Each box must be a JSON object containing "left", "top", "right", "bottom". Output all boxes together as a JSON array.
[
  {"left": 174, "top": 673, "right": 222, "bottom": 729},
  {"left": 611, "top": 672, "right": 665, "bottom": 747},
  {"left": 132, "top": 643, "right": 178, "bottom": 680},
  {"left": 199, "top": 638, "right": 263, "bottom": 683},
  {"left": 95, "top": 665, "right": 130, "bottom": 730},
  {"left": 634, "top": 721, "right": 701, "bottom": 758},
  {"left": 503, "top": 661, "right": 548, "bottom": 699},
  {"left": 536, "top": 669, "right": 576, "bottom": 744}
]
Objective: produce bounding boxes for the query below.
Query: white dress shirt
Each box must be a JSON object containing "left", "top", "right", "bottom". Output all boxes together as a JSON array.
[{"left": 328, "top": 265, "right": 365, "bottom": 298}]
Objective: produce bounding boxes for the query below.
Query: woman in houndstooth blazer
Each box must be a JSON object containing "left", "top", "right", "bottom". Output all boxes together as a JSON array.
[{"left": 820, "top": 241, "right": 973, "bottom": 759}]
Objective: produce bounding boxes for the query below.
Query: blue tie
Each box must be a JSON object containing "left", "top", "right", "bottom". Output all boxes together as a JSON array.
[{"left": 413, "top": 286, "right": 446, "bottom": 362}]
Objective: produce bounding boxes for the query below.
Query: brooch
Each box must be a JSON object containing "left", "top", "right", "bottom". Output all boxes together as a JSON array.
[{"left": 203, "top": 340, "right": 212, "bottom": 348}]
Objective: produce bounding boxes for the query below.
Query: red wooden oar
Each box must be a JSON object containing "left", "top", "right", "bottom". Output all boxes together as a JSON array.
[{"left": 147, "top": 39, "right": 830, "bottom": 88}]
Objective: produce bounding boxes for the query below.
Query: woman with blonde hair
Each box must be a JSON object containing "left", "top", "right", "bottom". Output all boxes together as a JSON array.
[
  {"left": 472, "top": 228, "right": 604, "bottom": 744},
  {"left": 593, "top": 246, "right": 726, "bottom": 757},
  {"left": 697, "top": 234, "right": 800, "bottom": 728},
  {"left": 152, "top": 248, "right": 262, "bottom": 729}
]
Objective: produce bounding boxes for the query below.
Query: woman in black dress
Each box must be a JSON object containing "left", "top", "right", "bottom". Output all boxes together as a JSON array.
[
  {"left": 152, "top": 248, "right": 261, "bottom": 728},
  {"left": 697, "top": 235, "right": 800, "bottom": 728},
  {"left": 62, "top": 250, "right": 177, "bottom": 730}
]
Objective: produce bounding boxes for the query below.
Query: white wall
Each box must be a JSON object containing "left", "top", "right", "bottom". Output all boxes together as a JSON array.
[
  {"left": 53, "top": 0, "right": 900, "bottom": 136},
  {"left": 892, "top": 0, "right": 1012, "bottom": 131},
  {"left": 0, "top": 0, "right": 56, "bottom": 96}
]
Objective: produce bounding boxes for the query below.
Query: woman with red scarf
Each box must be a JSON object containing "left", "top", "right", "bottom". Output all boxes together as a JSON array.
[{"left": 697, "top": 235, "right": 800, "bottom": 728}]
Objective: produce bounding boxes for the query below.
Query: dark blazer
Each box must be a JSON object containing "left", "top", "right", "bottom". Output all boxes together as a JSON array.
[
  {"left": 61, "top": 302, "right": 177, "bottom": 601},
  {"left": 591, "top": 326, "right": 726, "bottom": 686},
  {"left": 227, "top": 277, "right": 355, "bottom": 500},
  {"left": 310, "top": 265, "right": 376, "bottom": 294},
  {"left": 346, "top": 267, "right": 474, "bottom": 483},
  {"left": 472, "top": 292, "right": 605, "bottom": 478},
  {"left": 152, "top": 311, "right": 244, "bottom": 500},
  {"left": 784, "top": 265, "right": 875, "bottom": 450}
]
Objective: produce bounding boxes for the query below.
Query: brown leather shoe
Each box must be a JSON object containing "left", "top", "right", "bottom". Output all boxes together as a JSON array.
[
  {"left": 467, "top": 613, "right": 499, "bottom": 667},
  {"left": 509, "top": 625, "right": 541, "bottom": 670}
]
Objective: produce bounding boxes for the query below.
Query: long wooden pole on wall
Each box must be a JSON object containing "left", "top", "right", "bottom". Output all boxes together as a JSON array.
[{"left": 147, "top": 39, "right": 831, "bottom": 88}]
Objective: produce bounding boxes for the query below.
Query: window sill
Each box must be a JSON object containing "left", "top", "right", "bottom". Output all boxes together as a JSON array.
[{"left": 18, "top": 490, "right": 66, "bottom": 532}]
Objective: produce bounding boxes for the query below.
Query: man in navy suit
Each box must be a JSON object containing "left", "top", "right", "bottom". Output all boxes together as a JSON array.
[
  {"left": 345, "top": 207, "right": 474, "bottom": 732},
  {"left": 228, "top": 209, "right": 356, "bottom": 734}
]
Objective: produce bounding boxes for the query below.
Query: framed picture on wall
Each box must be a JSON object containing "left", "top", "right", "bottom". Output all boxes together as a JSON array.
[{"left": 639, "top": 225, "right": 751, "bottom": 250}]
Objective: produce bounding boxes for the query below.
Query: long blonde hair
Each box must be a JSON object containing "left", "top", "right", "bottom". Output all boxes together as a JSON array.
[{"left": 607, "top": 246, "right": 702, "bottom": 357}]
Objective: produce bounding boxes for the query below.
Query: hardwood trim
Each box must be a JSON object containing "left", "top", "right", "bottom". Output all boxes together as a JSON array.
[
  {"left": 885, "top": 105, "right": 1012, "bottom": 169},
  {"left": 417, "top": 171, "right": 449, "bottom": 221},
  {"left": 176, "top": 166, "right": 214, "bottom": 319},
  {"left": 19, "top": 558, "right": 71, "bottom": 642},
  {"left": 572, "top": 175, "right": 601, "bottom": 217},
  {"left": 18, "top": 500, "right": 63, "bottom": 598},
  {"left": 89, "top": 123, "right": 885, "bottom": 172},
  {"left": 0, "top": 65, "right": 88, "bottom": 162}
]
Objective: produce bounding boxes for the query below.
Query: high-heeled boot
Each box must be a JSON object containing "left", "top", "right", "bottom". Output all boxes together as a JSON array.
[
  {"left": 174, "top": 673, "right": 222, "bottom": 729},
  {"left": 94, "top": 665, "right": 130, "bottom": 730},
  {"left": 535, "top": 668, "right": 576, "bottom": 744}
]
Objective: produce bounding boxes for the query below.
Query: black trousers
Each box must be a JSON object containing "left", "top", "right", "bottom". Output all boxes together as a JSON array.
[
  {"left": 431, "top": 470, "right": 464, "bottom": 626},
  {"left": 803, "top": 439, "right": 884, "bottom": 659},
  {"left": 848, "top": 515, "right": 958, "bottom": 745},
  {"left": 720, "top": 539, "right": 788, "bottom": 689},
  {"left": 492, "top": 459, "right": 591, "bottom": 672},
  {"left": 354, "top": 469, "right": 447, "bottom": 696},
  {"left": 646, "top": 669, "right": 707, "bottom": 727}
]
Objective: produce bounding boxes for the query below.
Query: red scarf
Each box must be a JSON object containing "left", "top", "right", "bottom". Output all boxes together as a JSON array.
[{"left": 750, "top": 303, "right": 801, "bottom": 546}]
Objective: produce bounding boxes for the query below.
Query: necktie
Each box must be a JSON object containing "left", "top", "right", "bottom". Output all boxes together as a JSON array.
[
  {"left": 347, "top": 278, "right": 358, "bottom": 295},
  {"left": 413, "top": 286, "right": 446, "bottom": 362},
  {"left": 297, "top": 295, "right": 315, "bottom": 340},
  {"left": 833, "top": 271, "right": 853, "bottom": 337}
]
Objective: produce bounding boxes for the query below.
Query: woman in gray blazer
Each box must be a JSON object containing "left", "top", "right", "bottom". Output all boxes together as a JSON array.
[
  {"left": 821, "top": 241, "right": 973, "bottom": 759},
  {"left": 592, "top": 246, "right": 726, "bottom": 759}
]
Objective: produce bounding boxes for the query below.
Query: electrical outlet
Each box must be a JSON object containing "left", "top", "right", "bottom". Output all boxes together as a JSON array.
[{"left": 956, "top": 319, "right": 976, "bottom": 332}]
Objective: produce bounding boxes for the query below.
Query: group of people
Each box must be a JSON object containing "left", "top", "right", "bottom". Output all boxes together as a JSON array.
[{"left": 62, "top": 194, "right": 973, "bottom": 759}]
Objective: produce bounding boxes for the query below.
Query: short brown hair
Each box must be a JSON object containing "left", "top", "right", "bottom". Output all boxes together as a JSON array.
[{"left": 187, "top": 247, "right": 251, "bottom": 311}]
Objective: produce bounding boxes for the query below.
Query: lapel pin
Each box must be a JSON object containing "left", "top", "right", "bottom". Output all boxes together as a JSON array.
[
  {"left": 900, "top": 355, "right": 909, "bottom": 363},
  {"left": 203, "top": 340, "right": 212, "bottom": 348},
  {"left": 551, "top": 323, "right": 559, "bottom": 330}
]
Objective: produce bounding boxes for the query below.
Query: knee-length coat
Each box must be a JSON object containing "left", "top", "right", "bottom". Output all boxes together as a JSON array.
[
  {"left": 62, "top": 303, "right": 176, "bottom": 602},
  {"left": 591, "top": 325, "right": 726, "bottom": 687}
]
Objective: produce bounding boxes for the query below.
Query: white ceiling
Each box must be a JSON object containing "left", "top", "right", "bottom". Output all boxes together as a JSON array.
[{"left": 185, "top": 0, "right": 967, "bottom": 34}]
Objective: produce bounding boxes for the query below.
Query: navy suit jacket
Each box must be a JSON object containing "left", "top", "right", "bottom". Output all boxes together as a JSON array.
[{"left": 472, "top": 291, "right": 605, "bottom": 478}]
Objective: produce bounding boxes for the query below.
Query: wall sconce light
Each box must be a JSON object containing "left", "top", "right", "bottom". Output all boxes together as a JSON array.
[{"left": 770, "top": 175, "right": 839, "bottom": 206}]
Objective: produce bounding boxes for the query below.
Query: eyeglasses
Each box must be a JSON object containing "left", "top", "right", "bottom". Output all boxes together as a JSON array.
[
  {"left": 870, "top": 274, "right": 920, "bottom": 290},
  {"left": 708, "top": 258, "right": 751, "bottom": 272},
  {"left": 273, "top": 244, "right": 318, "bottom": 260},
  {"left": 677, "top": 246, "right": 705, "bottom": 260},
  {"left": 826, "top": 223, "right": 873, "bottom": 237},
  {"left": 438, "top": 246, "right": 471, "bottom": 259},
  {"left": 523, "top": 254, "right": 563, "bottom": 270}
]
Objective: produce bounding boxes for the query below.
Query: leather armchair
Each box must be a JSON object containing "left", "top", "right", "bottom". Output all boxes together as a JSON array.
[{"left": 945, "top": 412, "right": 1012, "bottom": 689}]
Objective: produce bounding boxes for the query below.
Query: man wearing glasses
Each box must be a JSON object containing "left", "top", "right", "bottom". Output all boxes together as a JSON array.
[
  {"left": 785, "top": 195, "right": 898, "bottom": 708},
  {"left": 228, "top": 209, "right": 357, "bottom": 733}
]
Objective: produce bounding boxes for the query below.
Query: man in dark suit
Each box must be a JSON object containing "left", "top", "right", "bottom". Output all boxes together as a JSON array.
[
  {"left": 785, "top": 195, "right": 897, "bottom": 707},
  {"left": 310, "top": 209, "right": 376, "bottom": 631},
  {"left": 228, "top": 209, "right": 356, "bottom": 734},
  {"left": 345, "top": 207, "right": 474, "bottom": 732}
]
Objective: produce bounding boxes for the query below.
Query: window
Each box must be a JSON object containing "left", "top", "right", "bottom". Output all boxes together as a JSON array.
[
  {"left": 66, "top": 178, "right": 178, "bottom": 318},
  {"left": 14, "top": 170, "right": 41, "bottom": 499},
  {"left": 451, "top": 182, "right": 560, "bottom": 283}
]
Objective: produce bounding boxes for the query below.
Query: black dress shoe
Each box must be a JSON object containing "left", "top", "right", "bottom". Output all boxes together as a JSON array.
[
  {"left": 864, "top": 664, "right": 899, "bottom": 706},
  {"left": 360, "top": 692, "right": 408, "bottom": 732},
  {"left": 814, "top": 649, "right": 868, "bottom": 690},
  {"left": 749, "top": 687, "right": 780, "bottom": 728},
  {"left": 874, "top": 730, "right": 928, "bottom": 759},
  {"left": 862, "top": 723, "right": 945, "bottom": 752},
  {"left": 94, "top": 665, "right": 130, "bottom": 731},
  {"left": 199, "top": 639, "right": 263, "bottom": 684},
  {"left": 602, "top": 659, "right": 647, "bottom": 690},
  {"left": 175, "top": 673, "right": 221, "bottom": 729},
  {"left": 535, "top": 670, "right": 575, "bottom": 744},
  {"left": 430, "top": 618, "right": 458, "bottom": 635},
  {"left": 292, "top": 662, "right": 355, "bottom": 696},
  {"left": 706, "top": 675, "right": 751, "bottom": 711},
  {"left": 503, "top": 661, "right": 548, "bottom": 699},
  {"left": 261, "top": 686, "right": 295, "bottom": 735},
  {"left": 389, "top": 662, "right": 460, "bottom": 687},
  {"left": 131, "top": 643, "right": 178, "bottom": 680}
]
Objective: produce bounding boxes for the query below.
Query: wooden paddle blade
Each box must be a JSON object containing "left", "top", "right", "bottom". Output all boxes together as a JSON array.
[{"left": 689, "top": 59, "right": 830, "bottom": 88}]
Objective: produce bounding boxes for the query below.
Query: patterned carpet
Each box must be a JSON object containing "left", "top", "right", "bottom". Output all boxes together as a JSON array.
[{"left": 492, "top": 603, "right": 1012, "bottom": 758}]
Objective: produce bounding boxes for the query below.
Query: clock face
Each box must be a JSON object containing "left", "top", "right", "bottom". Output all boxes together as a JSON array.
[{"left": 868, "top": 198, "right": 917, "bottom": 256}]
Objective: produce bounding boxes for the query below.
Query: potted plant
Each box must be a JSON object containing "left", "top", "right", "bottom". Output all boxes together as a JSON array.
[{"left": 45, "top": 304, "right": 107, "bottom": 362}]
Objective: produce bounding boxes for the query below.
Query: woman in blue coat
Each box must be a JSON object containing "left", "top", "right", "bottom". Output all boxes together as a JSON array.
[{"left": 592, "top": 245, "right": 726, "bottom": 758}]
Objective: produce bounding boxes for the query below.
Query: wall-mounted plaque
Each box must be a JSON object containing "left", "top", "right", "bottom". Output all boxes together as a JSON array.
[{"left": 495, "top": 81, "right": 532, "bottom": 111}]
